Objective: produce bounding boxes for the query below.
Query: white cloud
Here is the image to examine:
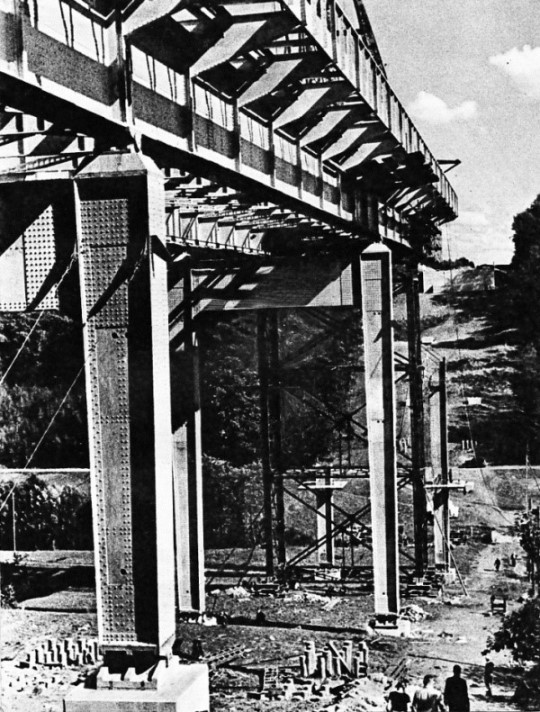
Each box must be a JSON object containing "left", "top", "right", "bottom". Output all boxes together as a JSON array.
[
  {"left": 489, "top": 45, "right": 540, "bottom": 99},
  {"left": 456, "top": 210, "right": 489, "bottom": 228},
  {"left": 446, "top": 224, "right": 514, "bottom": 266},
  {"left": 407, "top": 91, "right": 478, "bottom": 124}
]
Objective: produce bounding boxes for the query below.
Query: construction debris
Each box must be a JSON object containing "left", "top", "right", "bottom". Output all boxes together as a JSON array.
[
  {"left": 244, "top": 639, "right": 371, "bottom": 703},
  {"left": 283, "top": 591, "right": 332, "bottom": 604},
  {"left": 224, "top": 586, "right": 251, "bottom": 598},
  {"left": 201, "top": 643, "right": 247, "bottom": 669},
  {"left": 318, "top": 675, "right": 389, "bottom": 711},
  {"left": 400, "top": 604, "right": 430, "bottom": 622},
  {"left": 251, "top": 581, "right": 284, "bottom": 597},
  {"left": 386, "top": 657, "right": 409, "bottom": 683}
]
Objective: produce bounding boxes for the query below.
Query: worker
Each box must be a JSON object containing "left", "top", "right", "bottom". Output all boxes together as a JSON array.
[
  {"left": 444, "top": 665, "right": 470, "bottom": 712},
  {"left": 192, "top": 639, "right": 204, "bottom": 660},
  {"left": 412, "top": 675, "right": 446, "bottom": 712},
  {"left": 484, "top": 660, "right": 495, "bottom": 699},
  {"left": 494, "top": 558, "right": 501, "bottom": 572},
  {"left": 387, "top": 681, "right": 411, "bottom": 711}
]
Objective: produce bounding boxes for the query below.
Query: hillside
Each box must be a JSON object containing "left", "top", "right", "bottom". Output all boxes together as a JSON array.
[{"left": 398, "top": 265, "right": 523, "bottom": 466}]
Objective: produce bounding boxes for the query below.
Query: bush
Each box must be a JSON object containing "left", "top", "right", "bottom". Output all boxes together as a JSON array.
[
  {"left": 491, "top": 598, "right": 540, "bottom": 662},
  {"left": 0, "top": 553, "right": 29, "bottom": 606},
  {"left": 0, "top": 476, "right": 92, "bottom": 550}
]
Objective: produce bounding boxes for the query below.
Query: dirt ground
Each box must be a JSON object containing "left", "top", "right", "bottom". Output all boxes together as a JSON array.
[{"left": 0, "top": 533, "right": 532, "bottom": 712}]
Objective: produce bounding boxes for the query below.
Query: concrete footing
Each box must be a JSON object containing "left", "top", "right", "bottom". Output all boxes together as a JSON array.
[
  {"left": 443, "top": 568, "right": 457, "bottom": 584},
  {"left": 373, "top": 619, "right": 411, "bottom": 638},
  {"left": 64, "top": 660, "right": 209, "bottom": 711}
]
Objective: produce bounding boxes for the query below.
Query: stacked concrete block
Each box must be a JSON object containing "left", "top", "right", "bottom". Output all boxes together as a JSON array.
[
  {"left": 23, "top": 638, "right": 102, "bottom": 669},
  {"left": 248, "top": 666, "right": 282, "bottom": 701},
  {"left": 290, "top": 681, "right": 315, "bottom": 700},
  {"left": 299, "top": 640, "right": 369, "bottom": 680}
]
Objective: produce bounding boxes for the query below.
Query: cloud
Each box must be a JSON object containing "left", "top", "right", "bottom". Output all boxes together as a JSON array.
[
  {"left": 407, "top": 91, "right": 478, "bottom": 124},
  {"left": 455, "top": 210, "right": 489, "bottom": 228},
  {"left": 447, "top": 223, "right": 514, "bottom": 266},
  {"left": 489, "top": 45, "right": 540, "bottom": 99}
]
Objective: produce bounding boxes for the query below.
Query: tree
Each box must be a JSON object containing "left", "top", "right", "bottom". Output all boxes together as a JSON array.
[
  {"left": 202, "top": 456, "right": 255, "bottom": 547},
  {"left": 492, "top": 598, "right": 540, "bottom": 663},
  {"left": 199, "top": 309, "right": 364, "bottom": 468},
  {"left": 504, "top": 194, "right": 540, "bottom": 460},
  {"left": 511, "top": 195, "right": 540, "bottom": 271},
  {"left": 199, "top": 313, "right": 261, "bottom": 465},
  {"left": 0, "top": 313, "right": 87, "bottom": 468},
  {"left": 507, "top": 195, "right": 540, "bottom": 345}
]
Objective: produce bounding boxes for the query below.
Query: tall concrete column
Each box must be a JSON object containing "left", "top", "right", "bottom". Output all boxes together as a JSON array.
[
  {"left": 168, "top": 259, "right": 205, "bottom": 612},
  {"left": 75, "top": 152, "right": 175, "bottom": 658},
  {"left": 360, "top": 243, "right": 399, "bottom": 618},
  {"left": 257, "top": 311, "right": 274, "bottom": 577},
  {"left": 407, "top": 273, "right": 428, "bottom": 575},
  {"left": 431, "top": 359, "right": 450, "bottom": 569},
  {"left": 268, "top": 311, "right": 286, "bottom": 566}
]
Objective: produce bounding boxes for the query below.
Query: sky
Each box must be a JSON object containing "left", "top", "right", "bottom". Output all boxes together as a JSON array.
[{"left": 362, "top": 0, "right": 540, "bottom": 265}]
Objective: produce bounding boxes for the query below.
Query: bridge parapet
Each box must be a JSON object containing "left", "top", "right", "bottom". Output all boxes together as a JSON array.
[{"left": 260, "top": 0, "right": 457, "bottom": 216}]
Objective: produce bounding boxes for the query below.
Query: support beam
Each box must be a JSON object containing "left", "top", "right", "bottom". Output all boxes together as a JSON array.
[
  {"left": 168, "top": 259, "right": 206, "bottom": 612},
  {"left": 75, "top": 152, "right": 175, "bottom": 659},
  {"left": 432, "top": 358, "right": 450, "bottom": 569},
  {"left": 316, "top": 488, "right": 334, "bottom": 566},
  {"left": 360, "top": 243, "right": 399, "bottom": 618},
  {"left": 299, "top": 473, "right": 347, "bottom": 566},
  {"left": 257, "top": 311, "right": 274, "bottom": 577},
  {"left": 407, "top": 272, "right": 428, "bottom": 576},
  {"left": 268, "top": 311, "right": 286, "bottom": 566}
]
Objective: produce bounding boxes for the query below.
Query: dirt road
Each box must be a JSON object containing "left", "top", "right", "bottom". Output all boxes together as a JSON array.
[
  {"left": 403, "top": 538, "right": 526, "bottom": 712},
  {"left": 0, "top": 537, "right": 532, "bottom": 712}
]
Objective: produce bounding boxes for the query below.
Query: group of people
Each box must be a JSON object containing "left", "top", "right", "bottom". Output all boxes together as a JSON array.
[{"left": 387, "top": 664, "right": 492, "bottom": 711}]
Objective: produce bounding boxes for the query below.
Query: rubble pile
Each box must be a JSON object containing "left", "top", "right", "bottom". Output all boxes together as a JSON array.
[{"left": 319, "top": 675, "right": 389, "bottom": 712}]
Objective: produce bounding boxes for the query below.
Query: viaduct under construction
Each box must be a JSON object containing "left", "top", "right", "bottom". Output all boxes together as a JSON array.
[{"left": 0, "top": 0, "right": 458, "bottom": 708}]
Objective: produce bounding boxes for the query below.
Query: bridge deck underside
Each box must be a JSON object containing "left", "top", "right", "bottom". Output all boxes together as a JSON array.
[{"left": 0, "top": 0, "right": 455, "bottom": 250}]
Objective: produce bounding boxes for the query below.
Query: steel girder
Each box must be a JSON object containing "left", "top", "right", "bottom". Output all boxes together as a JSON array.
[{"left": 0, "top": 0, "right": 457, "bottom": 248}]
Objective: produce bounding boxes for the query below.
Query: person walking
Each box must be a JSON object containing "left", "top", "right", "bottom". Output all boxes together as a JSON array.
[
  {"left": 387, "top": 681, "right": 411, "bottom": 711},
  {"left": 412, "top": 675, "right": 446, "bottom": 712},
  {"left": 484, "top": 660, "right": 495, "bottom": 699},
  {"left": 494, "top": 558, "right": 501, "bottom": 572},
  {"left": 444, "top": 665, "right": 470, "bottom": 712}
]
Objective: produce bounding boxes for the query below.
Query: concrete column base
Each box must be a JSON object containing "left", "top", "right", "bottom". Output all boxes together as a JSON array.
[
  {"left": 373, "top": 619, "right": 411, "bottom": 637},
  {"left": 64, "top": 660, "right": 209, "bottom": 712},
  {"left": 442, "top": 568, "right": 456, "bottom": 584}
]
